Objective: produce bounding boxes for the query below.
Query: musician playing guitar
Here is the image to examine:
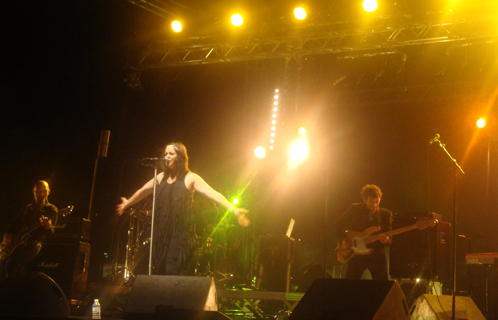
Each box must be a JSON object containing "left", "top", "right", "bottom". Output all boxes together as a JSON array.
[
  {"left": 335, "top": 184, "right": 392, "bottom": 280},
  {"left": 0, "top": 180, "right": 57, "bottom": 279}
]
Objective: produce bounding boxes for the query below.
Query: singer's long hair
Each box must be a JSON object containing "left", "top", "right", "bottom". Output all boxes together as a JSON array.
[{"left": 162, "top": 142, "right": 190, "bottom": 177}]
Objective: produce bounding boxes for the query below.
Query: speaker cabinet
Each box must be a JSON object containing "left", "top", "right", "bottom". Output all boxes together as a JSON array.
[
  {"left": 410, "top": 294, "right": 485, "bottom": 320},
  {"left": 390, "top": 216, "right": 450, "bottom": 280},
  {"left": 289, "top": 278, "right": 409, "bottom": 320},
  {"left": 257, "top": 235, "right": 294, "bottom": 292},
  {"left": 124, "top": 275, "right": 230, "bottom": 320},
  {"left": 25, "top": 241, "right": 90, "bottom": 301},
  {"left": 0, "top": 272, "right": 70, "bottom": 317}
]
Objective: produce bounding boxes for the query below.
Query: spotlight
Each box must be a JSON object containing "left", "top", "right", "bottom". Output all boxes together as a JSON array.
[
  {"left": 477, "top": 118, "right": 486, "bottom": 128},
  {"left": 294, "top": 7, "right": 306, "bottom": 20},
  {"left": 363, "top": 0, "right": 378, "bottom": 12},
  {"left": 232, "top": 198, "right": 239, "bottom": 205},
  {"left": 289, "top": 141, "right": 309, "bottom": 161},
  {"left": 255, "top": 147, "right": 266, "bottom": 159},
  {"left": 171, "top": 20, "right": 182, "bottom": 32},
  {"left": 231, "top": 14, "right": 243, "bottom": 26}
]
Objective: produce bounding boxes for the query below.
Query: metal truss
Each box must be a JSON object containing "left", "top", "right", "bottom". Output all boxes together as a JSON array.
[
  {"left": 125, "top": 0, "right": 193, "bottom": 18},
  {"left": 129, "top": 15, "right": 498, "bottom": 69}
]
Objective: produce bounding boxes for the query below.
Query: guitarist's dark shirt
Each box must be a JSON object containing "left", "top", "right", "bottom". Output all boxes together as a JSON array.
[
  {"left": 335, "top": 202, "right": 392, "bottom": 252},
  {"left": 7, "top": 203, "right": 57, "bottom": 243}
]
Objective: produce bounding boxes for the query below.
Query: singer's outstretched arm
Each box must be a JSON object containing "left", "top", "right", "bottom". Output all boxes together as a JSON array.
[
  {"left": 116, "top": 172, "right": 165, "bottom": 215},
  {"left": 186, "top": 172, "right": 250, "bottom": 227}
]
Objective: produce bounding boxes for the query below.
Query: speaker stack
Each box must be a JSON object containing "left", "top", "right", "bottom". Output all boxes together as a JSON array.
[
  {"left": 390, "top": 213, "right": 451, "bottom": 281},
  {"left": 410, "top": 294, "right": 485, "bottom": 319},
  {"left": 124, "top": 275, "right": 231, "bottom": 319},
  {"left": 26, "top": 217, "right": 91, "bottom": 302},
  {"left": 289, "top": 278, "right": 410, "bottom": 320},
  {"left": 257, "top": 235, "right": 294, "bottom": 292}
]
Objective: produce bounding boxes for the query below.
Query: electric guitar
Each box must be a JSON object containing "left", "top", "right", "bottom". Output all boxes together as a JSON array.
[
  {"left": 336, "top": 219, "right": 435, "bottom": 263},
  {"left": 0, "top": 205, "right": 74, "bottom": 261}
]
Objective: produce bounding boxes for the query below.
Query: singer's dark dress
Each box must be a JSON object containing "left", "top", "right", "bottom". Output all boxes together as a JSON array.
[{"left": 152, "top": 173, "right": 196, "bottom": 275}]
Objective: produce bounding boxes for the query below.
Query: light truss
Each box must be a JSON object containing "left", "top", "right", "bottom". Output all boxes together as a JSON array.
[
  {"left": 128, "top": 15, "right": 498, "bottom": 69},
  {"left": 125, "top": 0, "right": 193, "bottom": 18}
]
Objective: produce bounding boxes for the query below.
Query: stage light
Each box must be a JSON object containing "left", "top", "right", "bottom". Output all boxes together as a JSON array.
[
  {"left": 231, "top": 14, "right": 243, "bottom": 26},
  {"left": 274, "top": 101, "right": 278, "bottom": 105},
  {"left": 171, "top": 20, "right": 182, "bottom": 32},
  {"left": 294, "top": 7, "right": 306, "bottom": 20},
  {"left": 272, "top": 114, "right": 277, "bottom": 118},
  {"left": 272, "top": 120, "right": 276, "bottom": 124},
  {"left": 289, "top": 141, "right": 309, "bottom": 161},
  {"left": 477, "top": 118, "right": 486, "bottom": 128},
  {"left": 275, "top": 89, "right": 279, "bottom": 93},
  {"left": 363, "top": 0, "right": 378, "bottom": 12},
  {"left": 232, "top": 198, "right": 239, "bottom": 205},
  {"left": 298, "top": 127, "right": 306, "bottom": 135},
  {"left": 255, "top": 147, "right": 266, "bottom": 159},
  {"left": 271, "top": 132, "right": 275, "bottom": 137}
]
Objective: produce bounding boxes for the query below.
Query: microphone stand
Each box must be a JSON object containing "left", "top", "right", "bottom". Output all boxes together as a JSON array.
[
  {"left": 140, "top": 158, "right": 167, "bottom": 275},
  {"left": 148, "top": 165, "right": 159, "bottom": 275},
  {"left": 433, "top": 136, "right": 465, "bottom": 320}
]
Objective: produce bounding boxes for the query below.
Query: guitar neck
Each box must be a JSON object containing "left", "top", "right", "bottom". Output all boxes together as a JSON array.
[
  {"left": 366, "top": 224, "right": 420, "bottom": 243},
  {"left": 16, "top": 206, "right": 73, "bottom": 239}
]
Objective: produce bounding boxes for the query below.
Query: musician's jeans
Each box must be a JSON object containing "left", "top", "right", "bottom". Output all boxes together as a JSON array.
[
  {"left": 0, "top": 242, "right": 41, "bottom": 280},
  {"left": 345, "top": 251, "right": 389, "bottom": 280}
]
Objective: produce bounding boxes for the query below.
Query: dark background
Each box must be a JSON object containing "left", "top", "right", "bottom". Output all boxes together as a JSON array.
[{"left": 1, "top": 0, "right": 497, "bottom": 312}]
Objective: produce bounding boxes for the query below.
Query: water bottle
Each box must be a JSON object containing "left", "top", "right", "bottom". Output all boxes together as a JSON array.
[{"left": 92, "top": 298, "right": 101, "bottom": 319}]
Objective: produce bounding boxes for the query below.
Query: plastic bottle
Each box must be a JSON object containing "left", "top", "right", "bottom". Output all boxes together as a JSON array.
[{"left": 92, "top": 298, "right": 101, "bottom": 319}]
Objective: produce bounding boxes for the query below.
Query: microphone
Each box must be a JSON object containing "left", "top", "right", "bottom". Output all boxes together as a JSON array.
[
  {"left": 140, "top": 157, "right": 171, "bottom": 166},
  {"left": 429, "top": 134, "right": 440, "bottom": 145}
]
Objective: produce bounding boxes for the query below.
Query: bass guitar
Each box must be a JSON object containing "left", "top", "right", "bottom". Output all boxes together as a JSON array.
[
  {"left": 0, "top": 205, "right": 73, "bottom": 261},
  {"left": 336, "top": 219, "right": 434, "bottom": 263}
]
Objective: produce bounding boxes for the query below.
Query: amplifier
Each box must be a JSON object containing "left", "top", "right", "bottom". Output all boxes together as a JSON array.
[
  {"left": 47, "top": 218, "right": 91, "bottom": 243},
  {"left": 25, "top": 242, "right": 91, "bottom": 301},
  {"left": 257, "top": 235, "right": 294, "bottom": 292}
]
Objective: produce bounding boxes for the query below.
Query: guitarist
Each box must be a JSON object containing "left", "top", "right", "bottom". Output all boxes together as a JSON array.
[
  {"left": 0, "top": 180, "right": 57, "bottom": 279},
  {"left": 335, "top": 184, "right": 392, "bottom": 280}
]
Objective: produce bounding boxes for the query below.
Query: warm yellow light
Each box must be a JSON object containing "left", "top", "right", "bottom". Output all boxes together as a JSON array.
[
  {"left": 231, "top": 14, "right": 243, "bottom": 26},
  {"left": 274, "top": 101, "right": 278, "bottom": 105},
  {"left": 232, "top": 198, "right": 239, "bottom": 205},
  {"left": 272, "top": 114, "right": 277, "bottom": 118},
  {"left": 255, "top": 147, "right": 266, "bottom": 159},
  {"left": 271, "top": 126, "right": 275, "bottom": 131},
  {"left": 273, "top": 107, "right": 277, "bottom": 112},
  {"left": 270, "top": 132, "right": 275, "bottom": 137},
  {"left": 363, "top": 0, "right": 378, "bottom": 12},
  {"left": 294, "top": 7, "right": 307, "bottom": 20},
  {"left": 274, "top": 95, "right": 279, "bottom": 99},
  {"left": 171, "top": 21, "right": 182, "bottom": 32},
  {"left": 275, "top": 89, "right": 279, "bottom": 93},
  {"left": 290, "top": 141, "right": 309, "bottom": 161},
  {"left": 270, "top": 146, "right": 274, "bottom": 150},
  {"left": 272, "top": 120, "right": 276, "bottom": 124},
  {"left": 270, "top": 139, "right": 274, "bottom": 143},
  {"left": 298, "top": 127, "right": 306, "bottom": 135},
  {"left": 477, "top": 118, "right": 486, "bottom": 128}
]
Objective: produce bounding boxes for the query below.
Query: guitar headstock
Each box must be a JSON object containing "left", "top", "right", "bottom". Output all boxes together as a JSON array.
[
  {"left": 415, "top": 217, "right": 436, "bottom": 230},
  {"left": 58, "top": 206, "right": 74, "bottom": 218}
]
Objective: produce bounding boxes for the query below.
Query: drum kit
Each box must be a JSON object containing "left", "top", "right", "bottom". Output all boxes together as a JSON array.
[{"left": 123, "top": 206, "right": 247, "bottom": 282}]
